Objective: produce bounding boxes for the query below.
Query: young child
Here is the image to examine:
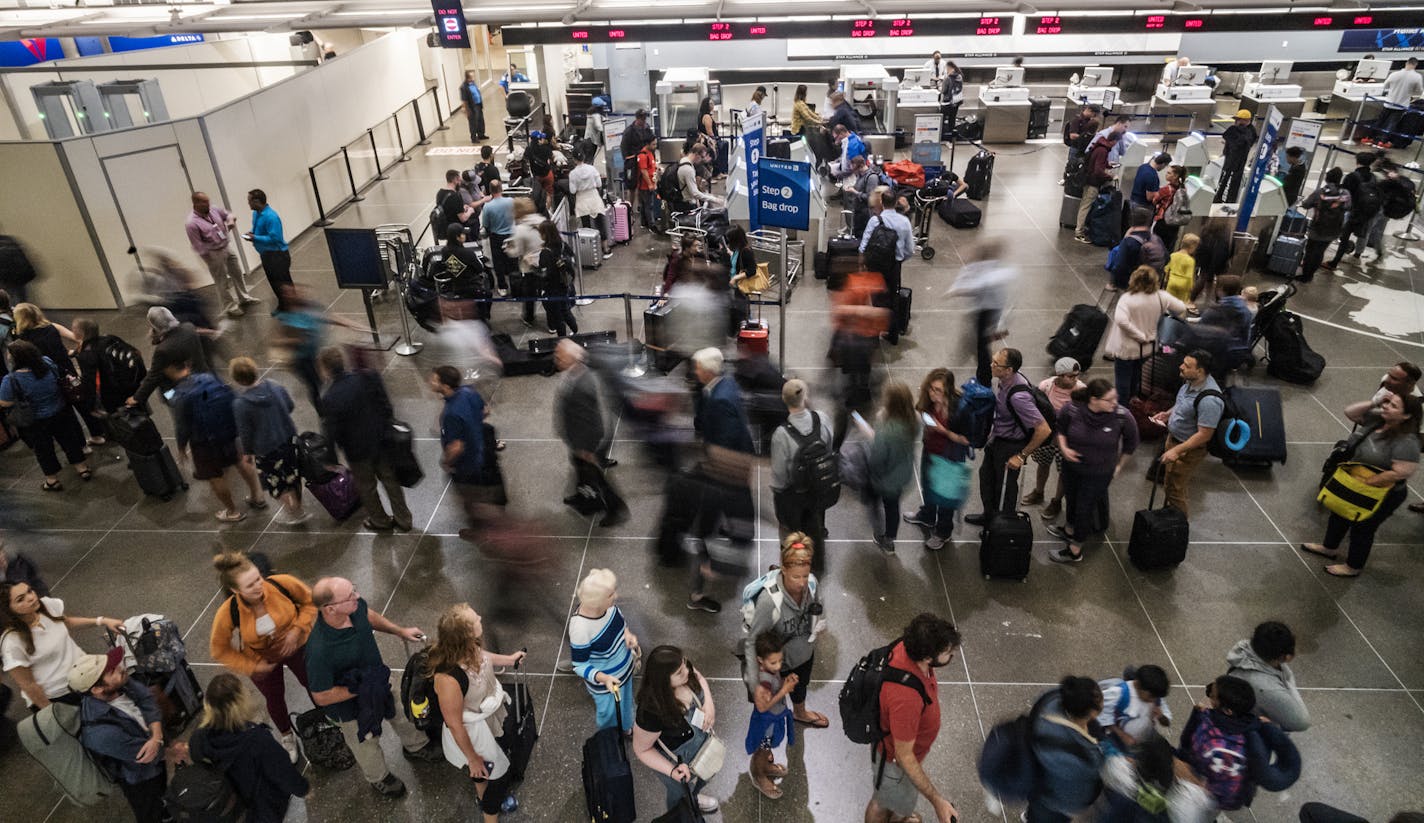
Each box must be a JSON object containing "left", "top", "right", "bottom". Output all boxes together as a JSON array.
[
  {"left": 1166, "top": 233, "right": 1198, "bottom": 307},
  {"left": 746, "top": 630, "right": 797, "bottom": 800},
  {"left": 1241, "top": 285, "right": 1260, "bottom": 318},
  {"left": 1098, "top": 664, "right": 1173, "bottom": 753},
  {"left": 1178, "top": 675, "right": 1301, "bottom": 816}
]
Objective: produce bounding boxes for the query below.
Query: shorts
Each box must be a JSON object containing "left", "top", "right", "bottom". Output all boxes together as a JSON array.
[
  {"left": 190, "top": 439, "right": 239, "bottom": 480},
  {"left": 255, "top": 442, "right": 301, "bottom": 497},
  {"left": 872, "top": 755, "right": 919, "bottom": 817},
  {"left": 1031, "top": 441, "right": 1061, "bottom": 467}
]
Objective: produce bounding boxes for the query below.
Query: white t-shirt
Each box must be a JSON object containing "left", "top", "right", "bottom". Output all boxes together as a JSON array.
[
  {"left": 254, "top": 613, "right": 277, "bottom": 638},
  {"left": 1098, "top": 678, "right": 1173, "bottom": 742},
  {"left": 110, "top": 693, "right": 148, "bottom": 729},
  {"left": 1, "top": 596, "right": 85, "bottom": 706}
]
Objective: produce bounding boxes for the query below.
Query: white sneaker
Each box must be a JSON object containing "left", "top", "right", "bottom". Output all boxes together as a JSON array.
[
  {"left": 696, "top": 795, "right": 720, "bottom": 813},
  {"left": 983, "top": 790, "right": 1004, "bottom": 817},
  {"left": 925, "top": 535, "right": 946, "bottom": 551},
  {"left": 280, "top": 732, "right": 299, "bottom": 763},
  {"left": 280, "top": 510, "right": 313, "bottom": 526}
]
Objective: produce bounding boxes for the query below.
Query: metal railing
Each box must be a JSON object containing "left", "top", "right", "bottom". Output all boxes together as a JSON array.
[{"left": 307, "top": 86, "right": 441, "bottom": 227}]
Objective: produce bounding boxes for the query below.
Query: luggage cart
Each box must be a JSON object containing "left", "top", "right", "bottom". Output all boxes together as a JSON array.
[
  {"left": 748, "top": 229, "right": 803, "bottom": 301},
  {"left": 911, "top": 189, "right": 948, "bottom": 260}
]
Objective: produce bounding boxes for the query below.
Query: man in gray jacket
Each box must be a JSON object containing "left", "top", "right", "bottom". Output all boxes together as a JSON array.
[
  {"left": 1226, "top": 620, "right": 1311, "bottom": 732},
  {"left": 770, "top": 379, "right": 835, "bottom": 572},
  {"left": 555, "top": 340, "right": 626, "bottom": 527}
]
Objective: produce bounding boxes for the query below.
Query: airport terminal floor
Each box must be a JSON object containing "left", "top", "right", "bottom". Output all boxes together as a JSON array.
[{"left": 3, "top": 93, "right": 1424, "bottom": 823}]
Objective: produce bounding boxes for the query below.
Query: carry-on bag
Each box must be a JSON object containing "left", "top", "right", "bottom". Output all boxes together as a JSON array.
[
  {"left": 306, "top": 465, "right": 362, "bottom": 521},
  {"left": 500, "top": 658, "right": 539, "bottom": 785},
  {"left": 582, "top": 690, "right": 636, "bottom": 822},
  {"left": 17, "top": 701, "right": 116, "bottom": 806},
  {"left": 1219, "top": 386, "right": 1286, "bottom": 467},
  {"left": 979, "top": 475, "right": 1032, "bottom": 580},
  {"left": 1128, "top": 469, "right": 1189, "bottom": 570},
  {"left": 606, "top": 200, "right": 632, "bottom": 244},
  {"left": 128, "top": 445, "right": 187, "bottom": 501},
  {"left": 107, "top": 405, "right": 164, "bottom": 455},
  {"left": 1046, "top": 303, "right": 1109, "bottom": 371}
]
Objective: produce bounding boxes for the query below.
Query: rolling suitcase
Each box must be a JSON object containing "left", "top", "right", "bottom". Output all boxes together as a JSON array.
[
  {"left": 577, "top": 227, "right": 603, "bottom": 269},
  {"left": 892, "top": 287, "right": 913, "bottom": 336},
  {"left": 1278, "top": 208, "right": 1308, "bottom": 236},
  {"left": 1087, "top": 187, "right": 1124, "bottom": 247},
  {"left": 1266, "top": 234, "right": 1305, "bottom": 277},
  {"left": 500, "top": 665, "right": 539, "bottom": 785},
  {"left": 979, "top": 477, "right": 1032, "bottom": 581},
  {"left": 1027, "top": 97, "right": 1052, "bottom": 139},
  {"left": 1060, "top": 194, "right": 1081, "bottom": 229},
  {"left": 939, "top": 198, "right": 982, "bottom": 228},
  {"left": 128, "top": 446, "right": 187, "bottom": 501},
  {"left": 107, "top": 406, "right": 164, "bottom": 455},
  {"left": 767, "top": 138, "right": 791, "bottom": 159},
  {"left": 605, "top": 200, "right": 632, "bottom": 244},
  {"left": 1046, "top": 303, "right": 1109, "bottom": 371},
  {"left": 826, "top": 236, "right": 861, "bottom": 290},
  {"left": 582, "top": 693, "right": 636, "bottom": 822},
  {"left": 738, "top": 319, "right": 770, "bottom": 355},
  {"left": 1220, "top": 386, "right": 1287, "bottom": 467},
  {"left": 1128, "top": 473, "right": 1189, "bottom": 569},
  {"left": 306, "top": 465, "right": 362, "bottom": 521},
  {"left": 964, "top": 150, "right": 995, "bottom": 200}
]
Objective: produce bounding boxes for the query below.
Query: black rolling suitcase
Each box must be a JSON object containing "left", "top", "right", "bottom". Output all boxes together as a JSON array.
[
  {"left": 767, "top": 138, "right": 791, "bottom": 159},
  {"left": 1219, "top": 386, "right": 1287, "bottom": 467},
  {"left": 500, "top": 664, "right": 538, "bottom": 785},
  {"left": 939, "top": 198, "right": 982, "bottom": 228},
  {"left": 128, "top": 446, "right": 187, "bottom": 500},
  {"left": 891, "top": 287, "right": 913, "bottom": 335},
  {"left": 980, "top": 476, "right": 1032, "bottom": 580},
  {"left": 964, "top": 150, "right": 995, "bottom": 200},
  {"left": 582, "top": 693, "right": 635, "bottom": 822},
  {"left": 1047, "top": 303, "right": 1109, "bottom": 371},
  {"left": 107, "top": 405, "right": 164, "bottom": 455},
  {"left": 1128, "top": 472, "right": 1189, "bottom": 570},
  {"left": 826, "top": 236, "right": 861, "bottom": 289},
  {"left": 1027, "top": 97, "right": 1051, "bottom": 138}
]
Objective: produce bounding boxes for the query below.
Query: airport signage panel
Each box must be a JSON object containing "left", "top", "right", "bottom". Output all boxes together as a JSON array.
[
  {"left": 432, "top": 0, "right": 471, "bottom": 47},
  {"left": 756, "top": 158, "right": 811, "bottom": 232},
  {"left": 1339, "top": 28, "right": 1424, "bottom": 52}
]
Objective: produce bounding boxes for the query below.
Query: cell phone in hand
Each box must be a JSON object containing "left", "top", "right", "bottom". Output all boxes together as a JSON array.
[
  {"left": 921, "top": 411, "right": 937, "bottom": 427},
  {"left": 851, "top": 410, "right": 867, "bottom": 427}
]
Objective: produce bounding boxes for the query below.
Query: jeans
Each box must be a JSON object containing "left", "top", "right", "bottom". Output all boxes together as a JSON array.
[
  {"left": 348, "top": 456, "right": 412, "bottom": 529},
  {"left": 466, "top": 104, "right": 485, "bottom": 141},
  {"left": 1062, "top": 461, "right": 1112, "bottom": 542},
  {"left": 119, "top": 771, "right": 169, "bottom": 823},
  {"left": 1364, "top": 210, "right": 1389, "bottom": 255},
  {"left": 592, "top": 679, "right": 636, "bottom": 730},
  {"left": 1216, "top": 157, "right": 1248, "bottom": 203},
  {"left": 1153, "top": 221, "right": 1180, "bottom": 253},
  {"left": 1114, "top": 357, "right": 1143, "bottom": 404},
  {"left": 867, "top": 489, "right": 902, "bottom": 540},
  {"left": 1329, "top": 220, "right": 1370, "bottom": 265},
  {"left": 979, "top": 437, "right": 1027, "bottom": 517},
  {"left": 637, "top": 189, "right": 658, "bottom": 228},
  {"left": 249, "top": 647, "right": 311, "bottom": 735},
  {"left": 1301, "top": 237, "right": 1333, "bottom": 281},
  {"left": 488, "top": 233, "right": 512, "bottom": 290},
  {"left": 21, "top": 409, "right": 87, "bottom": 476},
  {"left": 653, "top": 724, "right": 710, "bottom": 813},
  {"left": 1323, "top": 482, "right": 1407, "bottom": 571}
]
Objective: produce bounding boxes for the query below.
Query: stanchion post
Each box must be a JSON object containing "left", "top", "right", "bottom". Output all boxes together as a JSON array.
[
  {"left": 393, "top": 111, "right": 409, "bottom": 163},
  {"left": 621, "top": 292, "right": 645, "bottom": 377},
  {"left": 1395, "top": 180, "right": 1423, "bottom": 241},
  {"left": 368, "top": 129, "right": 388, "bottom": 181},
  {"left": 414, "top": 94, "right": 430, "bottom": 145},
  {"left": 778, "top": 228, "right": 788, "bottom": 374},
  {"left": 309, "top": 166, "right": 334, "bottom": 227},
  {"left": 429, "top": 86, "right": 449, "bottom": 133},
  {"left": 1342, "top": 96, "right": 1366, "bottom": 145},
  {"left": 341, "top": 146, "right": 364, "bottom": 202}
]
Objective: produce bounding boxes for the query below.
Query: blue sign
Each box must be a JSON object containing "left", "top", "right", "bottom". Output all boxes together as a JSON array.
[
  {"left": 742, "top": 112, "right": 765, "bottom": 231},
  {"left": 0, "top": 38, "right": 60, "bottom": 67},
  {"left": 1237, "top": 105, "right": 1283, "bottom": 232},
  {"left": 1340, "top": 28, "right": 1424, "bottom": 53},
  {"left": 108, "top": 34, "right": 205, "bottom": 53},
  {"left": 757, "top": 158, "right": 812, "bottom": 231}
]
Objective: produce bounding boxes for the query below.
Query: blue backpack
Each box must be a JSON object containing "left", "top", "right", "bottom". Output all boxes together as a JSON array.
[
  {"left": 184, "top": 374, "right": 238, "bottom": 445},
  {"left": 953, "top": 378, "right": 996, "bottom": 449},
  {"left": 978, "top": 690, "right": 1057, "bottom": 802}
]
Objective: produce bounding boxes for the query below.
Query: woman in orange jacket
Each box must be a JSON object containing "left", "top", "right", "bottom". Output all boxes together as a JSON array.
[{"left": 208, "top": 550, "right": 317, "bottom": 762}]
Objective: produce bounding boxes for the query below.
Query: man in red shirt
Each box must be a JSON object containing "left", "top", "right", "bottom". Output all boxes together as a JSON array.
[
  {"left": 867, "top": 613, "right": 963, "bottom": 823},
  {"left": 636, "top": 137, "right": 660, "bottom": 230}
]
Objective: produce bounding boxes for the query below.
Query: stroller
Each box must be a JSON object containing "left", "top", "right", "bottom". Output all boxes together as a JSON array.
[{"left": 1248, "top": 281, "right": 1295, "bottom": 355}]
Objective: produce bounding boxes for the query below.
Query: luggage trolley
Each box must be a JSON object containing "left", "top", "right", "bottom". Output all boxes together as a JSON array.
[
  {"left": 748, "top": 228, "right": 803, "bottom": 300},
  {"left": 910, "top": 188, "right": 948, "bottom": 260},
  {"left": 374, "top": 224, "right": 423, "bottom": 356}
]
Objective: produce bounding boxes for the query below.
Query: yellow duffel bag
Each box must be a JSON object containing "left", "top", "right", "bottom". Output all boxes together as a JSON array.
[{"left": 1316, "top": 462, "right": 1390, "bottom": 522}]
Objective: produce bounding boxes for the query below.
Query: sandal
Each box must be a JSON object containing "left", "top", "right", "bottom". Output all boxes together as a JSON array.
[
  {"left": 766, "top": 762, "right": 788, "bottom": 778},
  {"left": 41, "top": 480, "right": 63, "bottom": 492},
  {"left": 752, "top": 776, "right": 783, "bottom": 800},
  {"left": 793, "top": 711, "right": 829, "bottom": 728},
  {"left": 215, "top": 510, "right": 247, "bottom": 523},
  {"left": 1300, "top": 543, "right": 1341, "bottom": 560},
  {"left": 1323, "top": 563, "right": 1361, "bottom": 578}
]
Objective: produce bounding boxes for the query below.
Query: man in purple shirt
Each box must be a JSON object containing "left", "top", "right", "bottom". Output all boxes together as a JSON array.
[
  {"left": 965, "top": 348, "right": 1053, "bottom": 525},
  {"left": 185, "top": 191, "right": 259, "bottom": 318}
]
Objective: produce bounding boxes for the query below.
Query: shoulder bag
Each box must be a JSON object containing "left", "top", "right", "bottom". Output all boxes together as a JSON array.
[
  {"left": 6, "top": 375, "right": 36, "bottom": 429},
  {"left": 1317, "top": 460, "right": 1392, "bottom": 522}
]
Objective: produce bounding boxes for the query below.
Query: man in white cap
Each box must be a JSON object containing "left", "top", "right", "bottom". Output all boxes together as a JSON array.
[
  {"left": 71, "top": 647, "right": 182, "bottom": 822},
  {"left": 1021, "top": 357, "right": 1085, "bottom": 520}
]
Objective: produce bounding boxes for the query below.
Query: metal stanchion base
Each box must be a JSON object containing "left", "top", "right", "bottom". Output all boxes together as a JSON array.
[
  {"left": 1394, "top": 229, "right": 1421, "bottom": 241},
  {"left": 315, "top": 219, "right": 335, "bottom": 227},
  {"left": 394, "top": 341, "right": 423, "bottom": 356}
]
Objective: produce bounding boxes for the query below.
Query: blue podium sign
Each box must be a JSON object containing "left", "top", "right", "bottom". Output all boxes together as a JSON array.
[{"left": 756, "top": 158, "right": 812, "bottom": 231}]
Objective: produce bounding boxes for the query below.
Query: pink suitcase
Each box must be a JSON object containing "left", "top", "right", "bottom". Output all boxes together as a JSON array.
[
  {"left": 605, "top": 200, "right": 632, "bottom": 244},
  {"left": 306, "top": 465, "right": 362, "bottom": 521}
]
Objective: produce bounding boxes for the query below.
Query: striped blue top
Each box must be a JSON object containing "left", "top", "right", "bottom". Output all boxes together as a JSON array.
[{"left": 568, "top": 606, "right": 635, "bottom": 695}]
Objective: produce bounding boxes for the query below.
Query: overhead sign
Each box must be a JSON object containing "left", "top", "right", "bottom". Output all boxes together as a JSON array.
[
  {"left": 743, "top": 112, "right": 765, "bottom": 232},
  {"left": 1237, "top": 105, "right": 1284, "bottom": 232},
  {"left": 757, "top": 158, "right": 812, "bottom": 231},
  {"left": 1340, "top": 27, "right": 1424, "bottom": 52},
  {"left": 108, "top": 34, "right": 205, "bottom": 53},
  {"left": 432, "top": 0, "right": 471, "bottom": 47},
  {"left": 0, "top": 38, "right": 60, "bottom": 67}
]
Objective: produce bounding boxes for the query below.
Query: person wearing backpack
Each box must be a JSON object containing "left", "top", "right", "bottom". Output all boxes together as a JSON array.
[
  {"left": 1366, "top": 161, "right": 1417, "bottom": 262},
  {"left": 903, "top": 369, "right": 974, "bottom": 550},
  {"left": 538, "top": 221, "right": 579, "bottom": 337},
  {"left": 1108, "top": 206, "right": 1167, "bottom": 291},
  {"left": 1074, "top": 125, "right": 1124, "bottom": 243},
  {"left": 207, "top": 550, "right": 317, "bottom": 763},
  {"left": 848, "top": 381, "right": 921, "bottom": 554},
  {"left": 1299, "top": 167, "right": 1353, "bottom": 282},
  {"left": 770, "top": 379, "right": 836, "bottom": 570},
  {"left": 1325, "top": 152, "right": 1380, "bottom": 271},
  {"left": 1099, "top": 735, "right": 1215, "bottom": 823},
  {"left": 965, "top": 348, "right": 1053, "bottom": 528},
  {"left": 1147, "top": 350, "right": 1222, "bottom": 517},
  {"left": 1026, "top": 676, "right": 1106, "bottom": 823},
  {"left": 0, "top": 342, "right": 92, "bottom": 491},
  {"left": 860, "top": 613, "right": 963, "bottom": 823},
  {"left": 1177, "top": 675, "right": 1301, "bottom": 818},
  {"left": 426, "top": 603, "right": 527, "bottom": 820},
  {"left": 71, "top": 319, "right": 145, "bottom": 437},
  {"left": 860, "top": 189, "right": 915, "bottom": 344},
  {"left": 742, "top": 536, "right": 828, "bottom": 737},
  {"left": 128, "top": 306, "right": 210, "bottom": 408},
  {"left": 230, "top": 357, "right": 310, "bottom": 526},
  {"left": 1098, "top": 664, "right": 1173, "bottom": 751},
  {"left": 186, "top": 672, "right": 309, "bottom": 822},
  {"left": 166, "top": 360, "right": 263, "bottom": 523}
]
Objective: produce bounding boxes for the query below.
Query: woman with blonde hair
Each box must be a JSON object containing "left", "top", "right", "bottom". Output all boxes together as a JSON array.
[
  {"left": 741, "top": 534, "right": 828, "bottom": 732},
  {"left": 850, "top": 379, "right": 921, "bottom": 553},
  {"left": 427, "top": 603, "right": 527, "bottom": 821},
  {"left": 207, "top": 551, "right": 316, "bottom": 762},
  {"left": 11, "top": 303, "right": 97, "bottom": 442},
  {"left": 1103, "top": 265, "right": 1187, "bottom": 402},
  {"left": 188, "top": 672, "right": 309, "bottom": 822},
  {"left": 569, "top": 568, "right": 639, "bottom": 730}
]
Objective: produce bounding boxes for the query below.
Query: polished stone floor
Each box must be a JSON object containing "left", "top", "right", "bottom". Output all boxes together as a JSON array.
[{"left": 2, "top": 95, "right": 1423, "bottom": 823}]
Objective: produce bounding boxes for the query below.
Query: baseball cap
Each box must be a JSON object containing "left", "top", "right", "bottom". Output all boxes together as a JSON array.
[
  {"left": 68, "top": 647, "right": 125, "bottom": 694},
  {"left": 530, "top": 130, "right": 545, "bottom": 140},
  {"left": 1235, "top": 109, "right": 1252, "bottom": 120},
  {"left": 1054, "top": 357, "right": 1081, "bottom": 375}
]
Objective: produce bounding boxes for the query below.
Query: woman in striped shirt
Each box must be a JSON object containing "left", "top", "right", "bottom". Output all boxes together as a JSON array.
[{"left": 569, "top": 569, "right": 640, "bottom": 731}]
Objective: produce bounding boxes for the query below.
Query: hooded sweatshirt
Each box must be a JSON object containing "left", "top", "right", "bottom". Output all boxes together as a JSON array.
[
  {"left": 1030, "top": 688, "right": 1106, "bottom": 815},
  {"left": 1226, "top": 639, "right": 1311, "bottom": 731},
  {"left": 189, "top": 722, "right": 309, "bottom": 823},
  {"left": 233, "top": 379, "right": 297, "bottom": 458}
]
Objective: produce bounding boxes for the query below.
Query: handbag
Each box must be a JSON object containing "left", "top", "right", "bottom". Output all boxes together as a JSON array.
[
  {"left": 1317, "top": 462, "right": 1392, "bottom": 522},
  {"left": 59, "top": 372, "right": 84, "bottom": 408},
  {"left": 1319, "top": 420, "right": 1381, "bottom": 490},
  {"left": 924, "top": 454, "right": 971, "bottom": 509},
  {"left": 6, "top": 376, "right": 36, "bottom": 429},
  {"left": 381, "top": 419, "right": 424, "bottom": 488},
  {"left": 737, "top": 261, "right": 771, "bottom": 295}
]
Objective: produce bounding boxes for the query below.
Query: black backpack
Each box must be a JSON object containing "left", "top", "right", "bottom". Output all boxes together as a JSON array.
[
  {"left": 1193, "top": 388, "right": 1248, "bottom": 459},
  {"left": 1005, "top": 383, "right": 1058, "bottom": 436},
  {"left": 96, "top": 335, "right": 146, "bottom": 400},
  {"left": 657, "top": 162, "right": 685, "bottom": 205},
  {"left": 1353, "top": 175, "right": 1383, "bottom": 219},
  {"left": 290, "top": 708, "right": 355, "bottom": 771},
  {"left": 164, "top": 759, "right": 243, "bottom": 822},
  {"left": 863, "top": 216, "right": 899, "bottom": 272},
  {"left": 401, "top": 647, "right": 439, "bottom": 730},
  {"left": 1382, "top": 176, "right": 1417, "bottom": 220},
  {"left": 839, "top": 642, "right": 929, "bottom": 746},
  {"left": 785, "top": 413, "right": 840, "bottom": 506}
]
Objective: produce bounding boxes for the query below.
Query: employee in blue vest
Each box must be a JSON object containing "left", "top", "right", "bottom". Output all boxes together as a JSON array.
[
  {"left": 243, "top": 189, "right": 293, "bottom": 312},
  {"left": 831, "top": 124, "right": 868, "bottom": 181},
  {"left": 499, "top": 63, "right": 528, "bottom": 96},
  {"left": 459, "top": 70, "right": 487, "bottom": 142}
]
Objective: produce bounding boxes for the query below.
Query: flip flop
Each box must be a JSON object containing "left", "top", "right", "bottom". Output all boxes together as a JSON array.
[
  {"left": 793, "top": 711, "right": 829, "bottom": 728},
  {"left": 1323, "top": 564, "right": 1361, "bottom": 578},
  {"left": 41, "top": 480, "right": 63, "bottom": 492},
  {"left": 752, "top": 778, "right": 782, "bottom": 800},
  {"left": 1299, "top": 543, "right": 1341, "bottom": 560},
  {"left": 215, "top": 510, "right": 247, "bottom": 523}
]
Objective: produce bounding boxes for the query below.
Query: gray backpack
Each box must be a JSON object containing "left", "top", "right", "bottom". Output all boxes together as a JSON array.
[{"left": 16, "top": 700, "right": 117, "bottom": 806}]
